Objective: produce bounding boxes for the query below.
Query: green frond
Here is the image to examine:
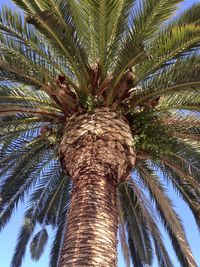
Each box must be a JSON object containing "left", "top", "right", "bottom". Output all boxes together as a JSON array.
[
  {"left": 128, "top": 178, "right": 173, "bottom": 267},
  {"left": 111, "top": 39, "right": 145, "bottom": 90},
  {"left": 0, "top": 7, "right": 56, "bottom": 69},
  {"left": 157, "top": 113, "right": 200, "bottom": 144},
  {"left": 4, "top": 155, "right": 70, "bottom": 266},
  {"left": 130, "top": 0, "right": 183, "bottom": 42},
  {"left": 158, "top": 91, "right": 200, "bottom": 112},
  {"left": 79, "top": 0, "right": 135, "bottom": 79},
  {"left": 0, "top": 127, "right": 45, "bottom": 155},
  {"left": 0, "top": 125, "right": 31, "bottom": 149},
  {"left": 131, "top": 54, "right": 200, "bottom": 108},
  {"left": 176, "top": 3, "right": 200, "bottom": 25},
  {"left": 30, "top": 228, "right": 48, "bottom": 261},
  {"left": 137, "top": 24, "right": 200, "bottom": 81},
  {"left": 12, "top": 0, "right": 89, "bottom": 91},
  {"left": 26, "top": 165, "right": 68, "bottom": 226},
  {"left": 118, "top": 183, "right": 154, "bottom": 266},
  {"left": 49, "top": 180, "right": 71, "bottom": 267},
  {"left": 11, "top": 0, "right": 29, "bottom": 11},
  {"left": 0, "top": 142, "right": 53, "bottom": 230},
  {"left": 0, "top": 83, "right": 60, "bottom": 109},
  {"left": 0, "top": 6, "right": 78, "bottom": 89},
  {"left": 11, "top": 214, "right": 36, "bottom": 267},
  {"left": 158, "top": 137, "right": 200, "bottom": 187},
  {"left": 36, "top": 172, "right": 69, "bottom": 226},
  {"left": 156, "top": 162, "right": 200, "bottom": 230},
  {"left": 128, "top": 240, "right": 144, "bottom": 267},
  {"left": 0, "top": 30, "right": 57, "bottom": 81},
  {"left": 118, "top": 222, "right": 131, "bottom": 267},
  {"left": 49, "top": 209, "right": 67, "bottom": 267},
  {"left": 0, "top": 104, "right": 62, "bottom": 118},
  {"left": 136, "top": 161, "right": 197, "bottom": 267},
  {"left": 0, "top": 113, "right": 63, "bottom": 154},
  {"left": 0, "top": 116, "right": 49, "bottom": 136},
  {"left": 0, "top": 62, "right": 52, "bottom": 94},
  {"left": 105, "top": 0, "right": 136, "bottom": 71}
]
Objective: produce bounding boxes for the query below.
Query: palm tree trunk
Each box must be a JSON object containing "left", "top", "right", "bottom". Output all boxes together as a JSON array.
[
  {"left": 59, "top": 172, "right": 118, "bottom": 267},
  {"left": 59, "top": 108, "right": 135, "bottom": 267}
]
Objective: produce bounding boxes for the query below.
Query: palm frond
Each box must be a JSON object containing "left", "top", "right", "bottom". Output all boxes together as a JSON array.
[
  {"left": 80, "top": 0, "right": 136, "bottom": 79},
  {"left": 0, "top": 142, "right": 52, "bottom": 230},
  {"left": 0, "top": 104, "right": 62, "bottom": 118},
  {"left": 128, "top": 178, "right": 174, "bottom": 267},
  {"left": 49, "top": 179, "right": 71, "bottom": 267},
  {"left": 130, "top": 0, "right": 183, "bottom": 42},
  {"left": 156, "top": 161, "right": 200, "bottom": 230},
  {"left": 106, "top": 0, "right": 136, "bottom": 71},
  {"left": 11, "top": 214, "right": 36, "bottom": 267},
  {"left": 158, "top": 91, "right": 200, "bottom": 113},
  {"left": 118, "top": 183, "right": 154, "bottom": 266},
  {"left": 0, "top": 83, "right": 61, "bottom": 109},
  {"left": 176, "top": 3, "right": 200, "bottom": 25},
  {"left": 136, "top": 161, "right": 197, "bottom": 267},
  {"left": 157, "top": 133, "right": 200, "bottom": 184},
  {"left": 8, "top": 158, "right": 70, "bottom": 266},
  {"left": 0, "top": 6, "right": 73, "bottom": 79},
  {"left": 0, "top": 61, "right": 52, "bottom": 94},
  {"left": 0, "top": 29, "right": 57, "bottom": 82},
  {"left": 118, "top": 221, "right": 131, "bottom": 267},
  {"left": 30, "top": 228, "right": 48, "bottom": 261},
  {"left": 36, "top": 172, "right": 69, "bottom": 226},
  {"left": 26, "top": 165, "right": 68, "bottom": 225},
  {"left": 137, "top": 24, "right": 200, "bottom": 81},
  {"left": 12, "top": 0, "right": 89, "bottom": 91},
  {"left": 49, "top": 208, "right": 67, "bottom": 267},
  {"left": 131, "top": 54, "right": 200, "bottom": 108}
]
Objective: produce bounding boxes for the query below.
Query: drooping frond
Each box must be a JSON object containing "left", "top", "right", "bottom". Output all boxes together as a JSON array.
[
  {"left": 128, "top": 178, "right": 174, "bottom": 267},
  {"left": 8, "top": 159, "right": 70, "bottom": 266},
  {"left": 118, "top": 179, "right": 174, "bottom": 267},
  {"left": 136, "top": 161, "right": 197, "bottom": 267},
  {"left": 145, "top": 125, "right": 200, "bottom": 226},
  {"left": 10, "top": 211, "right": 36, "bottom": 267},
  {"left": 118, "top": 220, "right": 131, "bottom": 267},
  {"left": 49, "top": 180, "right": 71, "bottom": 267},
  {"left": 156, "top": 161, "right": 200, "bottom": 230},
  {"left": 118, "top": 183, "right": 154, "bottom": 266},
  {"left": 0, "top": 142, "right": 53, "bottom": 230},
  {"left": 31, "top": 171, "right": 69, "bottom": 227},
  {"left": 30, "top": 228, "right": 49, "bottom": 261}
]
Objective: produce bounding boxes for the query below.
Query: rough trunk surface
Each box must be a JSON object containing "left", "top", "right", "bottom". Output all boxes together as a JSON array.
[{"left": 59, "top": 108, "right": 135, "bottom": 267}]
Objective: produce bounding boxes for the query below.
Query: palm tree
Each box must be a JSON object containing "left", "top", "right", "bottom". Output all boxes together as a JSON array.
[{"left": 0, "top": 0, "right": 200, "bottom": 266}]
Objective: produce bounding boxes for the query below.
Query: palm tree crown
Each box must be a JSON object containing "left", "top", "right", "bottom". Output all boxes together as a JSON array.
[{"left": 0, "top": 0, "right": 200, "bottom": 266}]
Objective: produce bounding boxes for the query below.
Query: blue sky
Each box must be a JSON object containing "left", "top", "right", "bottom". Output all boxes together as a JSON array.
[{"left": 0, "top": 0, "right": 200, "bottom": 266}]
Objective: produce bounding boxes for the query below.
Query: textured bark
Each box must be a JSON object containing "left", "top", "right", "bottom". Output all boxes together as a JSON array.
[
  {"left": 59, "top": 108, "right": 135, "bottom": 267},
  {"left": 59, "top": 174, "right": 118, "bottom": 266}
]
